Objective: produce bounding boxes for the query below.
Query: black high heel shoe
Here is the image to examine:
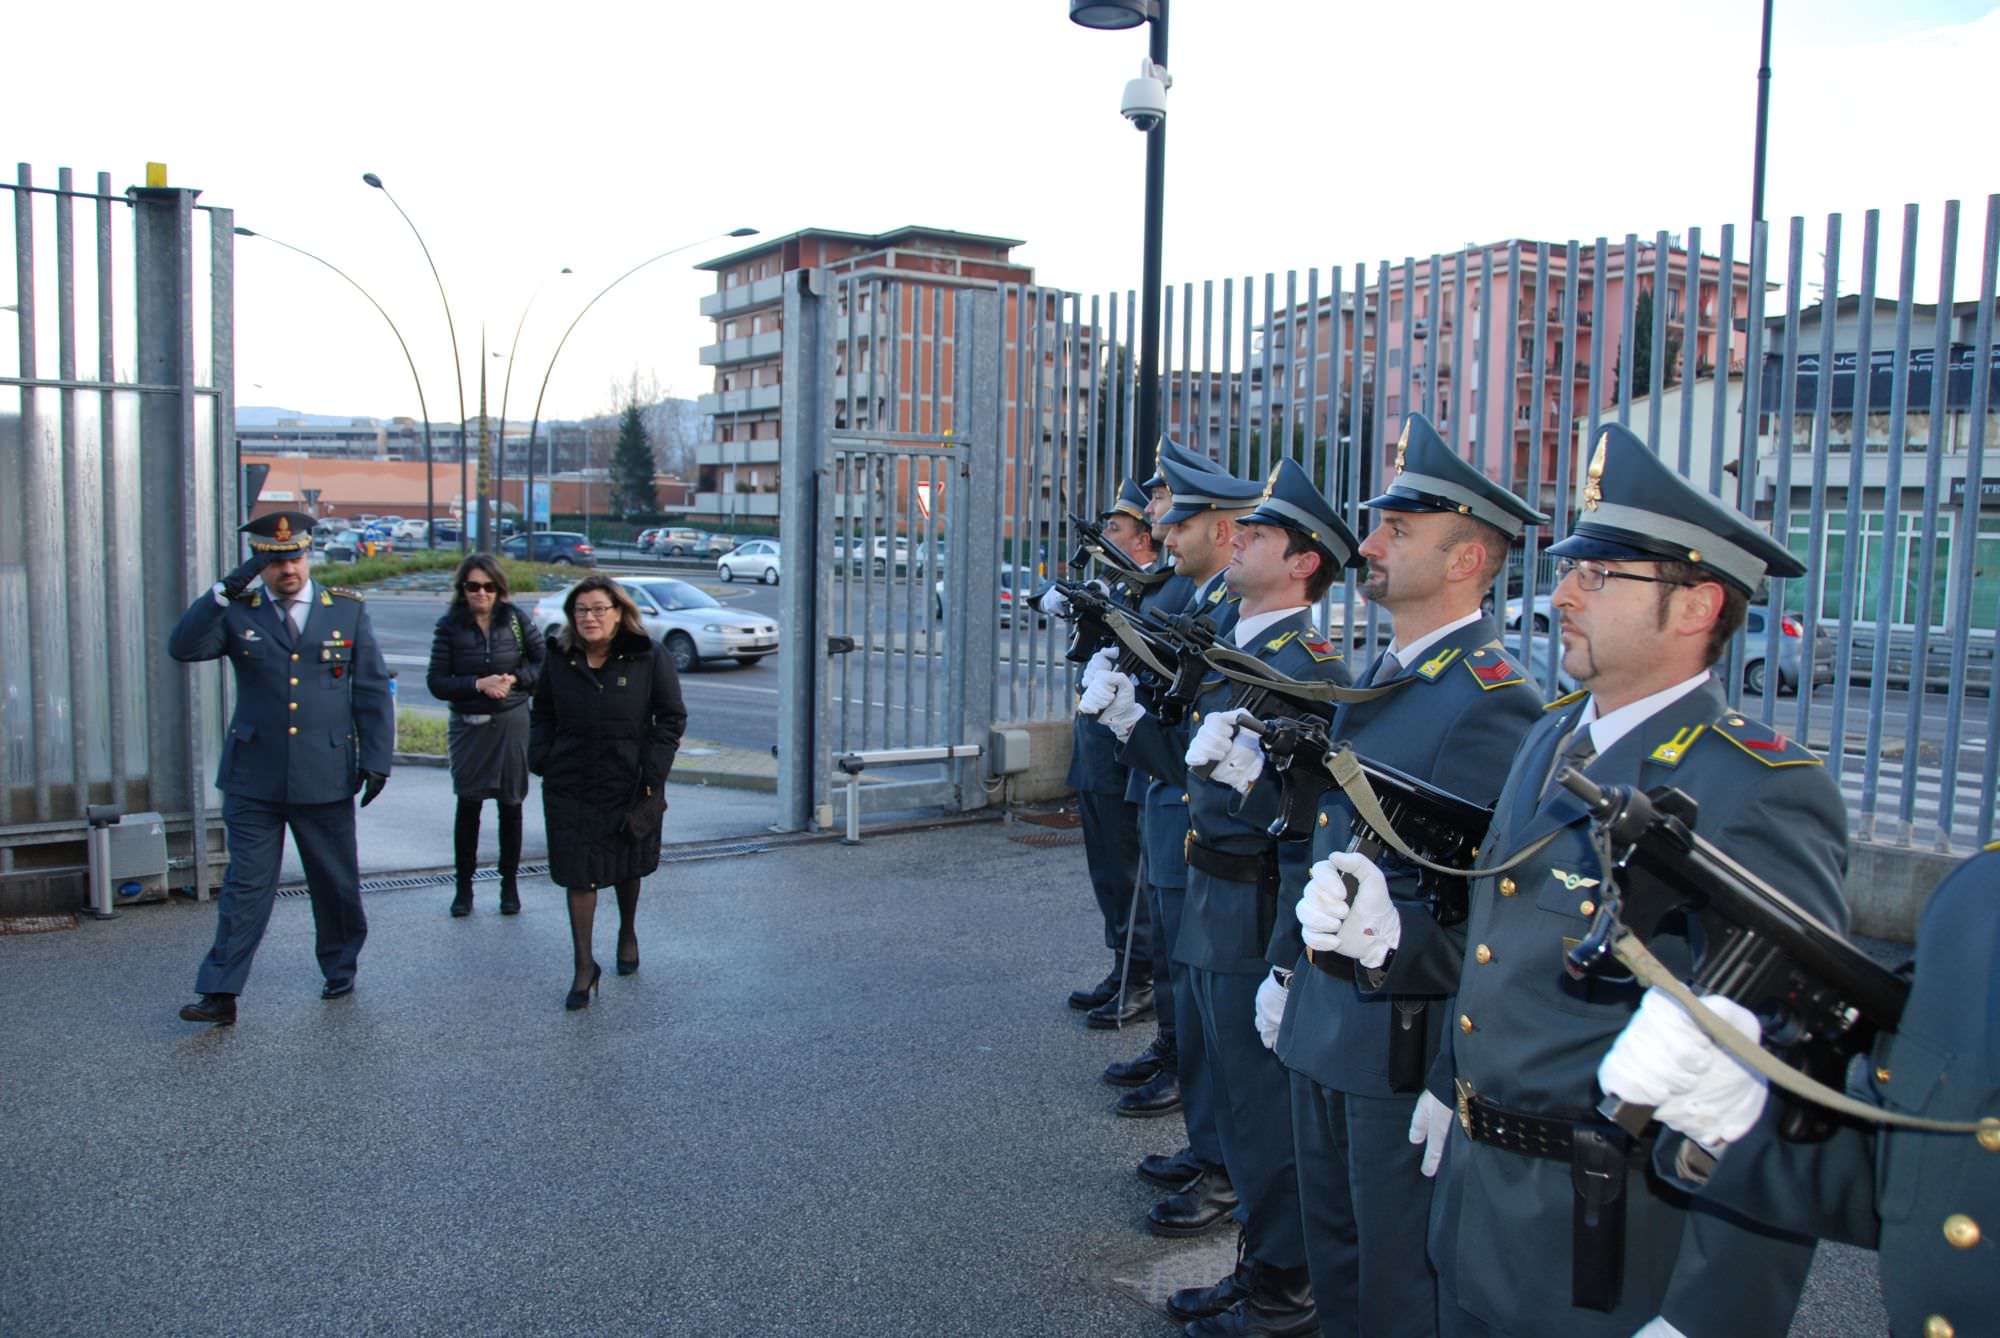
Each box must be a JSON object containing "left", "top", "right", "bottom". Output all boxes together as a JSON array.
[
  {"left": 564, "top": 962, "right": 602, "bottom": 1012},
  {"left": 616, "top": 940, "right": 640, "bottom": 976}
]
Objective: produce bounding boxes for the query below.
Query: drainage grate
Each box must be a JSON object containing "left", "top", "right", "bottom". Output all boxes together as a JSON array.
[
  {"left": 0, "top": 913, "right": 79, "bottom": 936},
  {"left": 1009, "top": 830, "right": 1086, "bottom": 848},
  {"left": 275, "top": 843, "right": 772, "bottom": 898},
  {"left": 1015, "top": 808, "right": 1083, "bottom": 830}
]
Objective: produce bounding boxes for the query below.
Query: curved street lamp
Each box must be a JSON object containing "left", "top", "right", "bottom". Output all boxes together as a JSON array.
[
  {"left": 233, "top": 225, "right": 437, "bottom": 532},
  {"left": 495, "top": 268, "right": 572, "bottom": 546},
  {"left": 523, "top": 227, "right": 757, "bottom": 543},
  {"left": 363, "top": 172, "right": 472, "bottom": 550}
]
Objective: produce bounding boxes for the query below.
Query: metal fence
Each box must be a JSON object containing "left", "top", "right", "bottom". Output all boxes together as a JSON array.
[
  {"left": 958, "top": 199, "right": 1994, "bottom": 853},
  {"left": 1, "top": 164, "right": 236, "bottom": 897}
]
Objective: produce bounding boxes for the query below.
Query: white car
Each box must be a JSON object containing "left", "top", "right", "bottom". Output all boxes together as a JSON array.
[
  {"left": 391, "top": 519, "right": 430, "bottom": 544},
  {"left": 717, "top": 539, "right": 780, "bottom": 584},
  {"left": 534, "top": 577, "right": 780, "bottom": 672}
]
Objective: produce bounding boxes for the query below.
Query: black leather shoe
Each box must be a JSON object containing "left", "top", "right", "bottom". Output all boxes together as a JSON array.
[
  {"left": 498, "top": 873, "right": 520, "bottom": 915},
  {"left": 450, "top": 882, "right": 473, "bottom": 918},
  {"left": 1182, "top": 1263, "right": 1315, "bottom": 1336},
  {"left": 178, "top": 993, "right": 236, "bottom": 1024},
  {"left": 1138, "top": 1145, "right": 1205, "bottom": 1191},
  {"left": 1168, "top": 1233, "right": 1253, "bottom": 1323},
  {"left": 1104, "top": 1033, "right": 1174, "bottom": 1087},
  {"left": 1147, "top": 1168, "right": 1236, "bottom": 1238},
  {"left": 1115, "top": 1067, "right": 1182, "bottom": 1118},
  {"left": 321, "top": 981, "right": 354, "bottom": 1000},
  {"left": 1068, "top": 965, "right": 1121, "bottom": 1011},
  {"left": 1085, "top": 976, "right": 1155, "bottom": 1029}
]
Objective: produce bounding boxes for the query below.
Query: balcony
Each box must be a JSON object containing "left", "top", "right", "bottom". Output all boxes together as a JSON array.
[
  {"left": 695, "top": 438, "right": 784, "bottom": 467},
  {"left": 696, "top": 385, "right": 783, "bottom": 415},
  {"left": 698, "top": 329, "right": 784, "bottom": 366},
  {"left": 692, "top": 491, "right": 781, "bottom": 519},
  {"left": 699, "top": 274, "right": 785, "bottom": 318}
]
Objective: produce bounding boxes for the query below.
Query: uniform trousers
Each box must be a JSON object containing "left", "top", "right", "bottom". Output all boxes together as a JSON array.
[
  {"left": 1291, "top": 1075, "right": 1438, "bottom": 1338},
  {"left": 1152, "top": 880, "right": 1224, "bottom": 1168},
  {"left": 1189, "top": 964, "right": 1307, "bottom": 1266},
  {"left": 1078, "top": 789, "right": 1147, "bottom": 954},
  {"left": 196, "top": 792, "right": 366, "bottom": 995}
]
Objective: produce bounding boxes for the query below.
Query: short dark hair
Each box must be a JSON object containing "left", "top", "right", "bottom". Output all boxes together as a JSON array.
[
  {"left": 559, "top": 575, "right": 646, "bottom": 651},
  {"left": 1654, "top": 559, "right": 1747, "bottom": 666},
  {"left": 1443, "top": 514, "right": 1512, "bottom": 589},
  {"left": 449, "top": 553, "right": 509, "bottom": 610},
  {"left": 1282, "top": 527, "right": 1339, "bottom": 603}
]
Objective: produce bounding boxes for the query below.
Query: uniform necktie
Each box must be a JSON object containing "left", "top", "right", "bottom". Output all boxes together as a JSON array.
[
  {"left": 1543, "top": 724, "right": 1597, "bottom": 802},
  {"left": 1372, "top": 650, "right": 1400, "bottom": 685},
  {"left": 287, "top": 599, "right": 306, "bottom": 637}
]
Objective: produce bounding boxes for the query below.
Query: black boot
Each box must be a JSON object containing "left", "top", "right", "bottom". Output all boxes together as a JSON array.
[
  {"left": 1116, "top": 1066, "right": 1182, "bottom": 1118},
  {"left": 1146, "top": 1166, "right": 1237, "bottom": 1238},
  {"left": 1137, "top": 1144, "right": 1205, "bottom": 1191},
  {"left": 1068, "top": 955, "right": 1123, "bottom": 1011},
  {"left": 1085, "top": 971, "right": 1155, "bottom": 1029},
  {"left": 452, "top": 797, "right": 480, "bottom": 917},
  {"left": 1104, "top": 1031, "right": 1174, "bottom": 1087},
  {"left": 1183, "top": 1263, "right": 1315, "bottom": 1337},
  {"left": 497, "top": 802, "right": 523, "bottom": 915},
  {"left": 1168, "top": 1230, "right": 1254, "bottom": 1322}
]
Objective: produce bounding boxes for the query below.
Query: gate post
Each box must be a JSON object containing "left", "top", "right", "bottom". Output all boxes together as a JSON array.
[
  {"left": 775, "top": 269, "right": 824, "bottom": 832},
  {"left": 953, "top": 289, "right": 1004, "bottom": 808}
]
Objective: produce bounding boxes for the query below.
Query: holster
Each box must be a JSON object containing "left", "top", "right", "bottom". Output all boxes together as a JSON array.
[
  {"left": 1185, "top": 837, "right": 1280, "bottom": 947},
  {"left": 1569, "top": 1121, "right": 1629, "bottom": 1313},
  {"left": 1385, "top": 997, "right": 1429, "bottom": 1094}
]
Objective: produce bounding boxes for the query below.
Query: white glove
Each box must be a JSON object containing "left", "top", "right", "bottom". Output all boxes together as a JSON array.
[
  {"left": 1409, "top": 1090, "right": 1453, "bottom": 1177},
  {"left": 1296, "top": 850, "right": 1401, "bottom": 968},
  {"left": 1597, "top": 988, "right": 1768, "bottom": 1151},
  {"left": 1184, "top": 707, "right": 1251, "bottom": 770},
  {"left": 1210, "top": 732, "right": 1266, "bottom": 795},
  {"left": 1038, "top": 586, "right": 1071, "bottom": 618},
  {"left": 1631, "top": 1318, "right": 1691, "bottom": 1338},
  {"left": 1079, "top": 646, "right": 1118, "bottom": 692},
  {"left": 1078, "top": 670, "right": 1144, "bottom": 741},
  {"left": 1253, "top": 969, "right": 1289, "bottom": 1050}
]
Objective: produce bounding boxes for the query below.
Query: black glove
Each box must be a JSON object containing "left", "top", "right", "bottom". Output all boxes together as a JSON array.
[
  {"left": 220, "top": 552, "right": 272, "bottom": 599},
  {"left": 622, "top": 786, "right": 668, "bottom": 839},
  {"left": 358, "top": 770, "right": 387, "bottom": 807}
]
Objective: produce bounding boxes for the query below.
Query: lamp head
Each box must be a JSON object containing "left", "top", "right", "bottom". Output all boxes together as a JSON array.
[
  {"left": 1070, "top": 0, "right": 1153, "bottom": 30},
  {"left": 233, "top": 226, "right": 257, "bottom": 237},
  {"left": 362, "top": 173, "right": 384, "bottom": 189},
  {"left": 728, "top": 227, "right": 759, "bottom": 238}
]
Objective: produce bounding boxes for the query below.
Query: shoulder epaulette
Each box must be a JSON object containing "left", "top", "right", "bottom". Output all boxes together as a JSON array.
[
  {"left": 1544, "top": 687, "right": 1589, "bottom": 711},
  {"left": 1708, "top": 711, "right": 1822, "bottom": 768},
  {"left": 247, "top": 591, "right": 264, "bottom": 608},
  {"left": 1463, "top": 642, "right": 1526, "bottom": 691},
  {"left": 1415, "top": 645, "right": 1463, "bottom": 681},
  {"left": 1264, "top": 629, "right": 1298, "bottom": 653},
  {"left": 327, "top": 586, "right": 365, "bottom": 601},
  {"left": 1645, "top": 724, "right": 1705, "bottom": 768},
  {"left": 1206, "top": 585, "right": 1228, "bottom": 606},
  {"left": 1300, "top": 633, "right": 1341, "bottom": 663},
  {"left": 1985, "top": 840, "right": 2000, "bottom": 853}
]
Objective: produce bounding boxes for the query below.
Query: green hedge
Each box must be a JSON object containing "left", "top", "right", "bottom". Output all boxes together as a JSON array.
[
  {"left": 396, "top": 710, "right": 448, "bottom": 756},
  {"left": 311, "top": 550, "right": 570, "bottom": 594}
]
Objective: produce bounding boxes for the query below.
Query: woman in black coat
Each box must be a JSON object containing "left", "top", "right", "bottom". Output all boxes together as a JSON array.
[
  {"left": 529, "top": 575, "right": 688, "bottom": 1009},
  {"left": 426, "top": 554, "right": 545, "bottom": 917}
]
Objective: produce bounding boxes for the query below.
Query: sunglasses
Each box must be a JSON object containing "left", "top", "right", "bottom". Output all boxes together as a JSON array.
[{"left": 461, "top": 581, "right": 498, "bottom": 593}]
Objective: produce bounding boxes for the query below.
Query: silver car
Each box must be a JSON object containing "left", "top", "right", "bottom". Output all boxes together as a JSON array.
[{"left": 534, "top": 576, "right": 780, "bottom": 672}]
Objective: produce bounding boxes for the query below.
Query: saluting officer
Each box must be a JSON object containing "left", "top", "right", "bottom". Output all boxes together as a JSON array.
[
  {"left": 1302, "top": 424, "right": 1849, "bottom": 1337},
  {"left": 1054, "top": 477, "right": 1164, "bottom": 1020},
  {"left": 170, "top": 512, "right": 394, "bottom": 1024},
  {"left": 1599, "top": 841, "right": 2000, "bottom": 1338},
  {"left": 1205, "top": 415, "right": 1547, "bottom": 1337},
  {"left": 1082, "top": 447, "right": 1263, "bottom": 1236},
  {"left": 1108, "top": 456, "right": 1359, "bottom": 1336}
]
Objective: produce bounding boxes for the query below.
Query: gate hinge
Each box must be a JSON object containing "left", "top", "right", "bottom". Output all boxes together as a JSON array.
[{"left": 826, "top": 635, "right": 857, "bottom": 655}]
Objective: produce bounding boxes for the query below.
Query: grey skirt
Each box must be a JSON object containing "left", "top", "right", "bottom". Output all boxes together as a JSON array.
[{"left": 447, "top": 707, "right": 531, "bottom": 804}]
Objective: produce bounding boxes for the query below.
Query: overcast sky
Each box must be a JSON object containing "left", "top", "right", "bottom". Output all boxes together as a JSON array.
[{"left": 9, "top": 0, "right": 1996, "bottom": 423}]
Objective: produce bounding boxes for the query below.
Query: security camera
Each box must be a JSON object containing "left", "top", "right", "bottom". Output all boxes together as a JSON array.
[{"left": 1121, "top": 58, "right": 1171, "bottom": 132}]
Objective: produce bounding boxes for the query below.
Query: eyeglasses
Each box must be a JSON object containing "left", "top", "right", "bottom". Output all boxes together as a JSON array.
[
  {"left": 572, "top": 604, "right": 617, "bottom": 618},
  {"left": 1555, "top": 558, "right": 1695, "bottom": 592},
  {"left": 461, "top": 581, "right": 497, "bottom": 593}
]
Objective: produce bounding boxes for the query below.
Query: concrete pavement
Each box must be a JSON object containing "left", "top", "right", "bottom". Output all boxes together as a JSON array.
[{"left": 3, "top": 819, "right": 1886, "bottom": 1337}]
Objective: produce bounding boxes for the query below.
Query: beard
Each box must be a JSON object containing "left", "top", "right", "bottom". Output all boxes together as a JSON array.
[{"left": 1358, "top": 566, "right": 1388, "bottom": 601}]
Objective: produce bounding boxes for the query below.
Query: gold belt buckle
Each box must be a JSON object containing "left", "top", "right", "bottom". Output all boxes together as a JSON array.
[{"left": 1454, "top": 1077, "right": 1476, "bottom": 1137}]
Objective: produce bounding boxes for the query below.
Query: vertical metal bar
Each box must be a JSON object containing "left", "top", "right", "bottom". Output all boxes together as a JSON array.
[
  {"left": 1939, "top": 194, "right": 1998, "bottom": 845},
  {"left": 1282, "top": 269, "right": 1298, "bottom": 461},
  {"left": 1587, "top": 238, "right": 1609, "bottom": 453},
  {"left": 1544, "top": 241, "right": 1583, "bottom": 692},
  {"left": 1106, "top": 291, "right": 1124, "bottom": 479},
  {"left": 1219, "top": 278, "right": 1234, "bottom": 467},
  {"left": 1398, "top": 257, "right": 1415, "bottom": 440},
  {"left": 1448, "top": 250, "right": 1468, "bottom": 451},
  {"left": 15, "top": 165, "right": 53, "bottom": 822},
  {"left": 1368, "top": 260, "right": 1391, "bottom": 652},
  {"left": 1676, "top": 227, "right": 1702, "bottom": 477},
  {"left": 1646, "top": 231, "right": 1671, "bottom": 447},
  {"left": 1257, "top": 273, "right": 1276, "bottom": 474},
  {"left": 1304, "top": 268, "right": 1321, "bottom": 475},
  {"left": 1499, "top": 245, "right": 1520, "bottom": 651},
  {"left": 1524, "top": 244, "right": 1549, "bottom": 600},
  {"left": 1827, "top": 210, "right": 1880, "bottom": 796},
  {"left": 98, "top": 171, "right": 127, "bottom": 807},
  {"left": 1006, "top": 287, "right": 1030, "bottom": 719},
  {"left": 1760, "top": 217, "right": 1805, "bottom": 730},
  {"left": 889, "top": 283, "right": 911, "bottom": 747},
  {"left": 1860, "top": 206, "right": 1920, "bottom": 831},
  {"left": 1340, "top": 263, "right": 1364, "bottom": 644},
  {"left": 1901, "top": 202, "right": 1959, "bottom": 835},
  {"left": 1616, "top": 234, "right": 1639, "bottom": 424},
  {"left": 57, "top": 168, "right": 93, "bottom": 815},
  {"left": 1795, "top": 216, "right": 1843, "bottom": 753},
  {"left": 1423, "top": 255, "right": 1441, "bottom": 422},
  {"left": 1123, "top": 289, "right": 1138, "bottom": 478},
  {"left": 1731, "top": 220, "right": 1771, "bottom": 710},
  {"left": 1474, "top": 247, "right": 1494, "bottom": 477},
  {"left": 1179, "top": 281, "right": 1194, "bottom": 444},
  {"left": 775, "top": 267, "right": 824, "bottom": 831},
  {"left": 1238, "top": 274, "right": 1254, "bottom": 474},
  {"left": 1199, "top": 280, "right": 1215, "bottom": 458},
  {"left": 1161, "top": 281, "right": 1177, "bottom": 448},
  {"left": 1029, "top": 290, "right": 1054, "bottom": 717}
]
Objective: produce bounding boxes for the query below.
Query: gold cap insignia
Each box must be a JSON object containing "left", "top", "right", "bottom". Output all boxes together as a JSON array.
[
  {"left": 1394, "top": 422, "right": 1411, "bottom": 474},
  {"left": 1582, "top": 434, "right": 1609, "bottom": 511},
  {"left": 273, "top": 516, "right": 292, "bottom": 543}
]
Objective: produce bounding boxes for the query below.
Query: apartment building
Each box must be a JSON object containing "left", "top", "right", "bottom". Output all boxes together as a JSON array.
[{"left": 235, "top": 416, "right": 595, "bottom": 475}]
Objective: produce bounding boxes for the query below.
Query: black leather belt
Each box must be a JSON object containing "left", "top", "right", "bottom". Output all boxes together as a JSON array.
[
  {"left": 1455, "top": 1081, "right": 1648, "bottom": 1314},
  {"left": 1183, "top": 837, "right": 1276, "bottom": 888}
]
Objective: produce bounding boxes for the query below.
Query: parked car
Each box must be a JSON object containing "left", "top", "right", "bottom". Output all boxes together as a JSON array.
[
  {"left": 1501, "top": 595, "right": 1832, "bottom": 695},
  {"left": 932, "top": 564, "right": 1044, "bottom": 628},
  {"left": 499, "top": 531, "right": 596, "bottom": 566},
  {"left": 533, "top": 577, "right": 780, "bottom": 672},
  {"left": 651, "top": 527, "right": 704, "bottom": 557},
  {"left": 634, "top": 527, "right": 665, "bottom": 552},
  {"left": 391, "top": 519, "right": 429, "bottom": 544},
  {"left": 704, "top": 533, "right": 740, "bottom": 557},
  {"left": 323, "top": 529, "right": 371, "bottom": 562},
  {"left": 717, "top": 539, "right": 781, "bottom": 584}
]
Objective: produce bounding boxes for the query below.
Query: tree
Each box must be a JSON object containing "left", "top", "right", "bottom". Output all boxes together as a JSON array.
[
  {"left": 1610, "top": 287, "right": 1682, "bottom": 406},
  {"left": 610, "top": 402, "right": 657, "bottom": 518}
]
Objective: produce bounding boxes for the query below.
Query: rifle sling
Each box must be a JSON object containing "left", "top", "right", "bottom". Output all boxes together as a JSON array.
[
  {"left": 1610, "top": 929, "right": 1996, "bottom": 1137},
  {"left": 1201, "top": 643, "right": 1409, "bottom": 704},
  {"left": 1328, "top": 743, "right": 1561, "bottom": 879},
  {"left": 1102, "top": 608, "right": 1186, "bottom": 684}
]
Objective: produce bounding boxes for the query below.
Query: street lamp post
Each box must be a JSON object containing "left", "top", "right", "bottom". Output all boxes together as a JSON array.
[
  {"left": 1070, "top": 0, "right": 1170, "bottom": 464},
  {"left": 233, "top": 226, "right": 436, "bottom": 531},
  {"left": 363, "top": 172, "right": 471, "bottom": 551},
  {"left": 523, "top": 227, "right": 758, "bottom": 552},
  {"left": 494, "top": 268, "right": 572, "bottom": 547}
]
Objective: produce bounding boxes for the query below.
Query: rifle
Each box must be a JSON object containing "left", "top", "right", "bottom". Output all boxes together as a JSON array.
[
  {"left": 1065, "top": 511, "right": 1173, "bottom": 589},
  {"left": 1555, "top": 768, "right": 1908, "bottom": 1143}
]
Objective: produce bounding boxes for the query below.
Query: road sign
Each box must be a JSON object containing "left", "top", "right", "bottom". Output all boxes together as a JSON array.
[{"left": 915, "top": 480, "right": 945, "bottom": 518}]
